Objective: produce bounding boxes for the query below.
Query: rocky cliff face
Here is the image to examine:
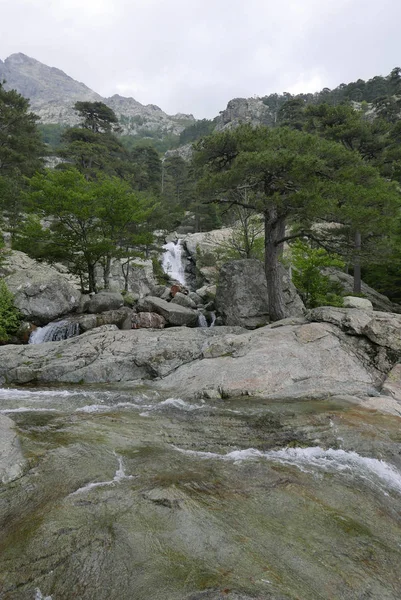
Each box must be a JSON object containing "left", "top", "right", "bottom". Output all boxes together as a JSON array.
[
  {"left": 214, "top": 97, "right": 276, "bottom": 131},
  {"left": 0, "top": 53, "right": 195, "bottom": 135}
]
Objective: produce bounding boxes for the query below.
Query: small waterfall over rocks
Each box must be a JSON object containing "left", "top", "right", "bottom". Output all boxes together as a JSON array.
[
  {"left": 197, "top": 314, "right": 208, "bottom": 328},
  {"left": 197, "top": 311, "right": 216, "bottom": 328},
  {"left": 29, "top": 320, "right": 80, "bottom": 344},
  {"left": 162, "top": 240, "right": 186, "bottom": 286}
]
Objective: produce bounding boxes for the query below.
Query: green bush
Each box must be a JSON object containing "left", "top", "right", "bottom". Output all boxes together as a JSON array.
[
  {"left": 290, "top": 240, "right": 345, "bottom": 309},
  {"left": 0, "top": 279, "right": 21, "bottom": 342},
  {"left": 152, "top": 256, "right": 170, "bottom": 285}
]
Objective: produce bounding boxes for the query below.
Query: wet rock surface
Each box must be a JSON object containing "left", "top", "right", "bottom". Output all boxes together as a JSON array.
[
  {"left": 1, "top": 389, "right": 401, "bottom": 599},
  {"left": 2, "top": 310, "right": 401, "bottom": 403}
]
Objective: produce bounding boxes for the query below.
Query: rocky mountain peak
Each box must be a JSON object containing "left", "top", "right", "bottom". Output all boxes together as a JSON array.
[{"left": 0, "top": 53, "right": 196, "bottom": 136}]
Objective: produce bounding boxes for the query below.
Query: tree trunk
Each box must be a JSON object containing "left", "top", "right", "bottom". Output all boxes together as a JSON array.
[
  {"left": 88, "top": 263, "right": 97, "bottom": 294},
  {"left": 264, "top": 210, "right": 287, "bottom": 321},
  {"left": 121, "top": 257, "right": 130, "bottom": 292},
  {"left": 103, "top": 255, "right": 111, "bottom": 290},
  {"left": 353, "top": 230, "right": 362, "bottom": 294}
]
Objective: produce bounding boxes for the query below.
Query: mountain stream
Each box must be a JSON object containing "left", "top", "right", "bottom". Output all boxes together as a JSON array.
[{"left": 1, "top": 386, "right": 401, "bottom": 599}]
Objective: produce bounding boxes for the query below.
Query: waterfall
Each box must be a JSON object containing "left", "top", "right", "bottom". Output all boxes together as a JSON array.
[
  {"left": 197, "top": 312, "right": 216, "bottom": 328},
  {"left": 29, "top": 320, "right": 80, "bottom": 344},
  {"left": 197, "top": 314, "right": 208, "bottom": 328},
  {"left": 162, "top": 240, "right": 186, "bottom": 286}
]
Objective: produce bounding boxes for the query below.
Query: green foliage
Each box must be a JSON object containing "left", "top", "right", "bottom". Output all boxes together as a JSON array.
[
  {"left": 261, "top": 67, "right": 401, "bottom": 116},
  {"left": 0, "top": 280, "right": 21, "bottom": 343},
  {"left": 23, "top": 168, "right": 156, "bottom": 292},
  {"left": 179, "top": 119, "right": 216, "bottom": 145},
  {"left": 194, "top": 124, "right": 399, "bottom": 320},
  {"left": 38, "top": 124, "right": 66, "bottom": 151},
  {"left": 0, "top": 81, "right": 45, "bottom": 233},
  {"left": 290, "top": 240, "right": 345, "bottom": 308},
  {"left": 152, "top": 256, "right": 169, "bottom": 285},
  {"left": 74, "top": 101, "right": 121, "bottom": 134}
]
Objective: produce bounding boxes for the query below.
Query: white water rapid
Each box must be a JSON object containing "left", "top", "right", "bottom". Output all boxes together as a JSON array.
[
  {"left": 29, "top": 320, "right": 80, "bottom": 344},
  {"left": 162, "top": 240, "right": 186, "bottom": 285}
]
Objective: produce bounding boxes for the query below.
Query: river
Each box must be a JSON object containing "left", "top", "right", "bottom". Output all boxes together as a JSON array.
[{"left": 1, "top": 385, "right": 401, "bottom": 599}]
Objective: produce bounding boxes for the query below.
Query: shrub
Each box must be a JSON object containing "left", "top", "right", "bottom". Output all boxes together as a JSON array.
[
  {"left": 290, "top": 240, "right": 345, "bottom": 309},
  {"left": 0, "top": 279, "right": 21, "bottom": 342}
]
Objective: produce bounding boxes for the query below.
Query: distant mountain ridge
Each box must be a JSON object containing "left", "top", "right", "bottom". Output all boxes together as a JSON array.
[{"left": 0, "top": 53, "right": 195, "bottom": 137}]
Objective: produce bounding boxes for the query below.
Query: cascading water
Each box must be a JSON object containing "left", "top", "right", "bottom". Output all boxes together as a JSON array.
[
  {"left": 197, "top": 311, "right": 216, "bottom": 328},
  {"left": 29, "top": 320, "right": 80, "bottom": 344},
  {"left": 197, "top": 313, "right": 208, "bottom": 328},
  {"left": 162, "top": 240, "right": 186, "bottom": 286}
]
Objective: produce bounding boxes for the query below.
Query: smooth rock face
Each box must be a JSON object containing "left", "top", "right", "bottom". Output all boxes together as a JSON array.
[
  {"left": 138, "top": 296, "right": 198, "bottom": 327},
  {"left": 88, "top": 292, "right": 124, "bottom": 314},
  {"left": 0, "top": 415, "right": 26, "bottom": 484},
  {"left": 381, "top": 363, "right": 401, "bottom": 403},
  {"left": 309, "top": 307, "right": 401, "bottom": 352},
  {"left": 3, "top": 252, "right": 81, "bottom": 325},
  {"left": 343, "top": 296, "right": 373, "bottom": 310},
  {"left": 183, "top": 228, "right": 234, "bottom": 257},
  {"left": 215, "top": 259, "right": 304, "bottom": 328},
  {"left": 0, "top": 317, "right": 385, "bottom": 401}
]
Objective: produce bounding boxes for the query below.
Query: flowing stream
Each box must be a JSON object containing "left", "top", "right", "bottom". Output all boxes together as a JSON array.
[
  {"left": 1, "top": 386, "right": 401, "bottom": 599},
  {"left": 162, "top": 240, "right": 187, "bottom": 285},
  {"left": 29, "top": 320, "right": 80, "bottom": 344}
]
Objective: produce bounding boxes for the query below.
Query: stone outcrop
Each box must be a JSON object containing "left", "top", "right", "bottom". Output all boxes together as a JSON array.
[
  {"left": 1, "top": 309, "right": 400, "bottom": 405},
  {"left": 170, "top": 292, "right": 197, "bottom": 310},
  {"left": 323, "top": 268, "right": 401, "bottom": 313},
  {"left": 309, "top": 306, "right": 401, "bottom": 352},
  {"left": 76, "top": 308, "right": 133, "bottom": 332},
  {"left": 1, "top": 251, "right": 81, "bottom": 325},
  {"left": 215, "top": 259, "right": 304, "bottom": 328},
  {"left": 87, "top": 292, "right": 124, "bottom": 314},
  {"left": 214, "top": 97, "right": 275, "bottom": 131},
  {"left": 183, "top": 228, "right": 234, "bottom": 257},
  {"left": 137, "top": 296, "right": 198, "bottom": 327},
  {"left": 343, "top": 296, "right": 373, "bottom": 311}
]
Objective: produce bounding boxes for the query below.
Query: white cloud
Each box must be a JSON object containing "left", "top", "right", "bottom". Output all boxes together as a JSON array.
[{"left": 1, "top": 0, "right": 400, "bottom": 117}]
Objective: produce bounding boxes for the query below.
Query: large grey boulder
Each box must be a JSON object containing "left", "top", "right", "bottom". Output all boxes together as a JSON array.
[
  {"left": 138, "top": 296, "right": 198, "bottom": 327},
  {"left": 343, "top": 296, "right": 373, "bottom": 311},
  {"left": 183, "top": 228, "right": 234, "bottom": 257},
  {"left": 88, "top": 292, "right": 124, "bottom": 314},
  {"left": 309, "top": 306, "right": 401, "bottom": 353},
  {"left": 76, "top": 307, "right": 133, "bottom": 332},
  {"left": 0, "top": 415, "right": 27, "bottom": 484},
  {"left": 171, "top": 292, "right": 197, "bottom": 310},
  {"left": 2, "top": 251, "right": 81, "bottom": 325},
  {"left": 215, "top": 259, "right": 304, "bottom": 328},
  {"left": 0, "top": 322, "right": 377, "bottom": 400},
  {"left": 324, "top": 268, "right": 401, "bottom": 313}
]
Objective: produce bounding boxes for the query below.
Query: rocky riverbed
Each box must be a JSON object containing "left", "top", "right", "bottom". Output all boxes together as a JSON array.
[
  {"left": 2, "top": 306, "right": 401, "bottom": 599},
  {"left": 1, "top": 386, "right": 401, "bottom": 599}
]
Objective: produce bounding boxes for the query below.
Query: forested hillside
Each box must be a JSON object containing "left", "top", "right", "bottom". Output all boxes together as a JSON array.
[{"left": 2, "top": 65, "right": 401, "bottom": 320}]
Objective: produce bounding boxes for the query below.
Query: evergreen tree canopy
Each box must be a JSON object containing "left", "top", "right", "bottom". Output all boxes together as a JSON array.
[{"left": 194, "top": 125, "right": 400, "bottom": 320}]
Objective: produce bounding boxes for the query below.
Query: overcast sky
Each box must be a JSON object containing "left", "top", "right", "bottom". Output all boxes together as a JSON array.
[{"left": 1, "top": 0, "right": 400, "bottom": 118}]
